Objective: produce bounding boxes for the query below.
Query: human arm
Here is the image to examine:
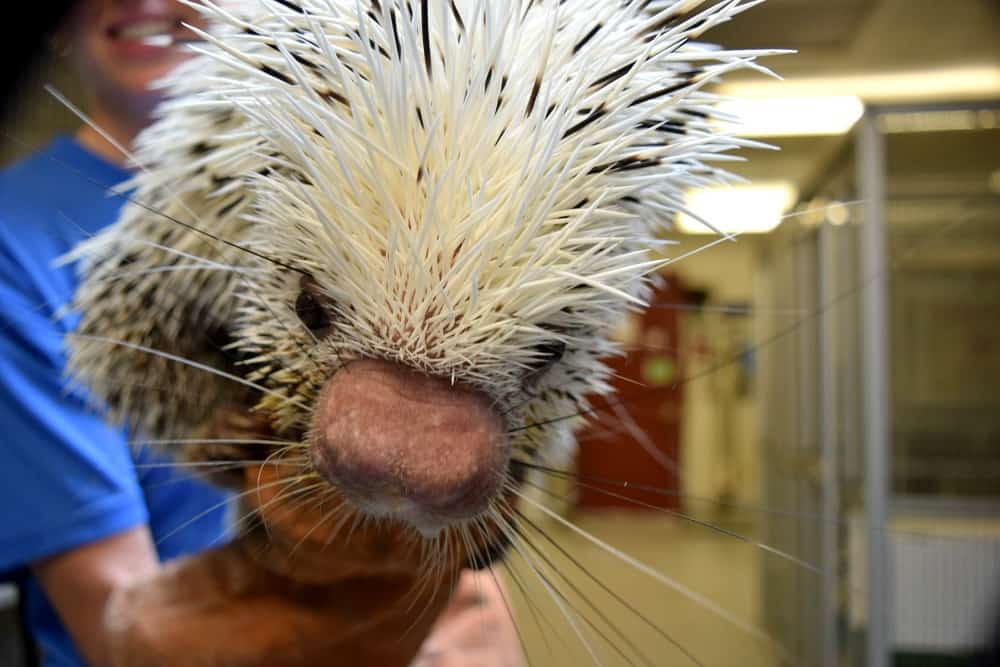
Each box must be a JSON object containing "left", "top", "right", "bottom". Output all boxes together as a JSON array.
[
  {"left": 31, "top": 526, "right": 160, "bottom": 667},
  {"left": 0, "top": 244, "right": 164, "bottom": 665},
  {"left": 412, "top": 568, "right": 527, "bottom": 667}
]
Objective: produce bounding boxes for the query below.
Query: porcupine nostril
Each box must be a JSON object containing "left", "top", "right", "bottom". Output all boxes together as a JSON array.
[{"left": 310, "top": 359, "right": 509, "bottom": 524}]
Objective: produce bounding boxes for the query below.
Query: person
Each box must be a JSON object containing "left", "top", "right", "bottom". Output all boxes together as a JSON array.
[{"left": 0, "top": 2, "right": 523, "bottom": 666}]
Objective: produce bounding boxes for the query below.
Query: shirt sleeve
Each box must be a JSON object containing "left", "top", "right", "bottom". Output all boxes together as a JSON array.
[{"left": 0, "top": 278, "right": 148, "bottom": 574}]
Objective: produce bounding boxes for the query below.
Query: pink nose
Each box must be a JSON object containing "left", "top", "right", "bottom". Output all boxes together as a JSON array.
[{"left": 310, "top": 359, "right": 509, "bottom": 522}]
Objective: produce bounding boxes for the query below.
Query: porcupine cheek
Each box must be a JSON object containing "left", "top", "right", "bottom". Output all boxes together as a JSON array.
[{"left": 310, "top": 359, "right": 510, "bottom": 535}]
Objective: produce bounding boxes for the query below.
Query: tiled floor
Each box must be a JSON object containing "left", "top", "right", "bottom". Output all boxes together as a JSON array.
[{"left": 501, "top": 511, "right": 782, "bottom": 667}]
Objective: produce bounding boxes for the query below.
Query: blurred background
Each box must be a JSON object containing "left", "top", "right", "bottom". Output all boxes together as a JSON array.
[{"left": 1, "top": 1, "right": 998, "bottom": 666}]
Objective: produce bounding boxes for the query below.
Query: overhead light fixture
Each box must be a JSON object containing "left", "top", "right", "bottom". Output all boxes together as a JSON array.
[
  {"left": 825, "top": 201, "right": 851, "bottom": 226},
  {"left": 719, "top": 65, "right": 1000, "bottom": 104},
  {"left": 989, "top": 170, "right": 1000, "bottom": 195},
  {"left": 676, "top": 182, "right": 798, "bottom": 235},
  {"left": 879, "top": 109, "right": 1000, "bottom": 134},
  {"left": 715, "top": 96, "right": 864, "bottom": 137}
]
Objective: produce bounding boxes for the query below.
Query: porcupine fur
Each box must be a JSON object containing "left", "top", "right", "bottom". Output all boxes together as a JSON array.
[{"left": 67, "top": 0, "right": 774, "bottom": 559}]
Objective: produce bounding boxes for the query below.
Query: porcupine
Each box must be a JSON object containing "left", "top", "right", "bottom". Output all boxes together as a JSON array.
[{"left": 64, "top": 0, "right": 778, "bottom": 664}]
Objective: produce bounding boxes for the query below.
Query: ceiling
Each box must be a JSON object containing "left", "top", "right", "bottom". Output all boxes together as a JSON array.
[
  {"left": 707, "top": 0, "right": 1000, "bottom": 81},
  {"left": 701, "top": 0, "right": 1000, "bottom": 198}
]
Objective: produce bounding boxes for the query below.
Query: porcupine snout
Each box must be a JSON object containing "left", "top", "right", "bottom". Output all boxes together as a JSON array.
[{"left": 309, "top": 359, "right": 510, "bottom": 535}]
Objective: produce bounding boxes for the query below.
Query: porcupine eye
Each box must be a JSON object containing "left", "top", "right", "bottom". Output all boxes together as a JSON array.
[
  {"left": 524, "top": 340, "right": 566, "bottom": 384},
  {"left": 294, "top": 276, "right": 333, "bottom": 337}
]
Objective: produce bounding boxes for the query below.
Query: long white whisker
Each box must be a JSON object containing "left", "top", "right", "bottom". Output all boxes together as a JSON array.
[
  {"left": 509, "top": 502, "right": 702, "bottom": 666},
  {"left": 504, "top": 515, "right": 658, "bottom": 667},
  {"left": 523, "top": 475, "right": 825, "bottom": 579},
  {"left": 514, "top": 489, "right": 793, "bottom": 664},
  {"left": 488, "top": 510, "right": 563, "bottom": 662},
  {"left": 99, "top": 264, "right": 266, "bottom": 281},
  {"left": 492, "top": 512, "right": 608, "bottom": 667},
  {"left": 69, "top": 334, "right": 309, "bottom": 410},
  {"left": 481, "top": 565, "right": 523, "bottom": 667},
  {"left": 130, "top": 438, "right": 296, "bottom": 447},
  {"left": 134, "top": 460, "right": 288, "bottom": 469},
  {"left": 154, "top": 476, "right": 293, "bottom": 545},
  {"left": 606, "top": 399, "right": 678, "bottom": 475}
]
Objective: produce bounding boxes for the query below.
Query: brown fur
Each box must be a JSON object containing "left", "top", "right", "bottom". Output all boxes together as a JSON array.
[
  {"left": 105, "top": 415, "right": 466, "bottom": 666},
  {"left": 105, "top": 539, "right": 451, "bottom": 667}
]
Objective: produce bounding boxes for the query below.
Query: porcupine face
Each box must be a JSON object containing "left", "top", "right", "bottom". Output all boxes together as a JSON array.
[{"left": 69, "top": 0, "right": 769, "bottom": 558}]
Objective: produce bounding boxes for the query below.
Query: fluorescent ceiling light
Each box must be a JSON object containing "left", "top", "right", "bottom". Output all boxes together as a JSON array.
[
  {"left": 879, "top": 109, "right": 1000, "bottom": 134},
  {"left": 719, "top": 65, "right": 1000, "bottom": 104},
  {"left": 716, "top": 96, "right": 864, "bottom": 137},
  {"left": 676, "top": 182, "right": 798, "bottom": 235}
]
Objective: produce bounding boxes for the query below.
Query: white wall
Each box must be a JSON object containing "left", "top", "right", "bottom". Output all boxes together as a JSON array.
[{"left": 667, "top": 236, "right": 764, "bottom": 522}]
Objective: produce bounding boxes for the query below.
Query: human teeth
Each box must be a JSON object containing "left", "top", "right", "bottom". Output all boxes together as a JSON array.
[
  {"left": 142, "top": 35, "right": 174, "bottom": 47},
  {"left": 118, "top": 20, "right": 174, "bottom": 40}
]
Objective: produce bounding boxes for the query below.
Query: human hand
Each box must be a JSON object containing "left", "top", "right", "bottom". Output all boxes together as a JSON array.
[{"left": 411, "top": 568, "right": 527, "bottom": 667}]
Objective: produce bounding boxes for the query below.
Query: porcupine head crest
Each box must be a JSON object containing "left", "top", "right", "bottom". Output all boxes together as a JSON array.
[{"left": 68, "top": 0, "right": 772, "bottom": 538}]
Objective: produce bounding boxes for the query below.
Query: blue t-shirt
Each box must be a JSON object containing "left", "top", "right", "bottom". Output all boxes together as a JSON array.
[{"left": 0, "top": 137, "right": 232, "bottom": 666}]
